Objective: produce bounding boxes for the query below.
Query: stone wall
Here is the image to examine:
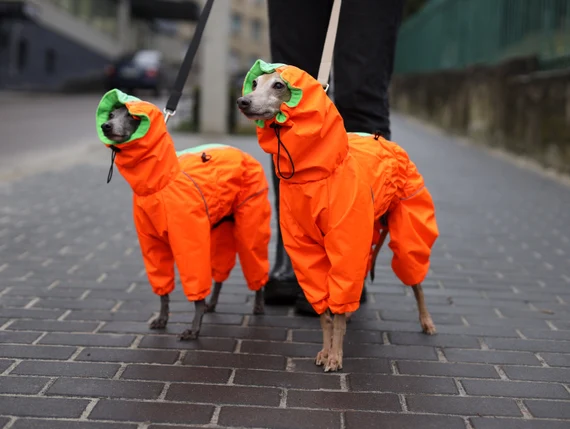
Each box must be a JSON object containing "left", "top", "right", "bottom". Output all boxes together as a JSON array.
[{"left": 391, "top": 57, "right": 570, "bottom": 174}]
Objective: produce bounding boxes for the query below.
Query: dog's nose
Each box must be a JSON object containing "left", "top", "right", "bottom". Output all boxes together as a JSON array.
[
  {"left": 101, "top": 123, "right": 112, "bottom": 132},
  {"left": 237, "top": 97, "right": 250, "bottom": 109}
]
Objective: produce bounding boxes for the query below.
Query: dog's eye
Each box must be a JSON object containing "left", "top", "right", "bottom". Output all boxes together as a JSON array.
[
  {"left": 252, "top": 80, "right": 257, "bottom": 89},
  {"left": 108, "top": 113, "right": 114, "bottom": 119},
  {"left": 273, "top": 82, "right": 284, "bottom": 90}
]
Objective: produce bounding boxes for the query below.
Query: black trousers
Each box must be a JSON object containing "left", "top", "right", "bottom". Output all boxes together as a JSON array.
[{"left": 265, "top": 0, "right": 404, "bottom": 294}]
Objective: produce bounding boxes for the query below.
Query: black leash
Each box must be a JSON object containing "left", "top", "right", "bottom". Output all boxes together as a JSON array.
[{"left": 164, "top": 0, "right": 215, "bottom": 123}]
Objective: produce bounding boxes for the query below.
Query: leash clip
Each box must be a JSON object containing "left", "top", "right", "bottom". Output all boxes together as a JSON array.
[
  {"left": 163, "top": 108, "right": 176, "bottom": 124},
  {"left": 322, "top": 83, "right": 330, "bottom": 93}
]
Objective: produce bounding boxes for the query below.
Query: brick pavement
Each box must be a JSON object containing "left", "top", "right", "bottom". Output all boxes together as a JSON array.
[{"left": 0, "top": 115, "right": 569, "bottom": 428}]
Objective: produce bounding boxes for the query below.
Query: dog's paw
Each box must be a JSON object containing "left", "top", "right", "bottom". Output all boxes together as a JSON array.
[
  {"left": 421, "top": 316, "right": 437, "bottom": 335},
  {"left": 149, "top": 317, "right": 168, "bottom": 330},
  {"left": 253, "top": 303, "right": 265, "bottom": 315},
  {"left": 315, "top": 349, "right": 329, "bottom": 366},
  {"left": 178, "top": 329, "right": 199, "bottom": 341},
  {"left": 324, "top": 352, "right": 343, "bottom": 372}
]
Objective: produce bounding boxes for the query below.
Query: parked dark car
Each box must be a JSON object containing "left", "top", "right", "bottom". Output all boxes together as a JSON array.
[{"left": 105, "top": 50, "right": 167, "bottom": 97}]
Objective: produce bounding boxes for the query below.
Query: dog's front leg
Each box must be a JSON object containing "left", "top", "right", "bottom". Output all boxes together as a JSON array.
[
  {"left": 324, "top": 313, "right": 346, "bottom": 372},
  {"left": 412, "top": 284, "right": 436, "bottom": 335},
  {"left": 149, "top": 294, "right": 169, "bottom": 329},
  {"left": 253, "top": 289, "right": 265, "bottom": 315},
  {"left": 179, "top": 299, "right": 206, "bottom": 341},
  {"left": 205, "top": 282, "right": 222, "bottom": 313},
  {"left": 315, "top": 309, "right": 332, "bottom": 366}
]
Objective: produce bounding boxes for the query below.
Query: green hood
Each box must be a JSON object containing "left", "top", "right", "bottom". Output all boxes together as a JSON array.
[{"left": 96, "top": 89, "right": 152, "bottom": 146}]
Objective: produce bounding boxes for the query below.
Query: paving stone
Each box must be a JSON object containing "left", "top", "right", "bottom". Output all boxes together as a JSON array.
[
  {"left": 166, "top": 384, "right": 281, "bottom": 406},
  {"left": 121, "top": 364, "right": 230, "bottom": 383},
  {"left": 288, "top": 390, "right": 401, "bottom": 411},
  {"left": 0, "top": 375, "right": 51, "bottom": 394},
  {"left": 65, "top": 310, "right": 151, "bottom": 322},
  {"left": 76, "top": 347, "right": 179, "bottom": 364},
  {"left": 349, "top": 374, "right": 458, "bottom": 394},
  {"left": 234, "top": 369, "right": 340, "bottom": 390},
  {"left": 0, "top": 308, "right": 65, "bottom": 320},
  {"left": 89, "top": 400, "right": 214, "bottom": 424},
  {"left": 8, "top": 320, "right": 100, "bottom": 333},
  {"left": 293, "top": 328, "right": 384, "bottom": 344},
  {"left": 443, "top": 349, "right": 541, "bottom": 365},
  {"left": 471, "top": 417, "right": 570, "bottom": 429},
  {"left": 137, "top": 335, "right": 236, "bottom": 352},
  {"left": 33, "top": 298, "right": 117, "bottom": 310},
  {"left": 0, "top": 344, "right": 77, "bottom": 360},
  {"left": 182, "top": 350, "right": 286, "bottom": 370},
  {"left": 524, "top": 400, "right": 570, "bottom": 419},
  {"left": 38, "top": 333, "right": 136, "bottom": 347},
  {"left": 47, "top": 378, "right": 165, "bottom": 399},
  {"left": 12, "top": 361, "right": 120, "bottom": 378},
  {"left": 388, "top": 331, "right": 480, "bottom": 348},
  {"left": 540, "top": 353, "right": 570, "bottom": 367},
  {"left": 218, "top": 407, "right": 340, "bottom": 429},
  {"left": 240, "top": 340, "right": 322, "bottom": 357},
  {"left": 11, "top": 421, "right": 137, "bottom": 429},
  {"left": 519, "top": 329, "right": 570, "bottom": 341},
  {"left": 345, "top": 412, "right": 466, "bottom": 429},
  {"left": 461, "top": 379, "right": 570, "bottom": 399},
  {"left": 406, "top": 394, "right": 522, "bottom": 416},
  {"left": 0, "top": 397, "right": 90, "bottom": 418},
  {"left": 485, "top": 338, "right": 570, "bottom": 354},
  {"left": 502, "top": 365, "right": 570, "bottom": 383},
  {"left": 397, "top": 361, "right": 500, "bottom": 378},
  {"left": 0, "top": 331, "right": 42, "bottom": 344}
]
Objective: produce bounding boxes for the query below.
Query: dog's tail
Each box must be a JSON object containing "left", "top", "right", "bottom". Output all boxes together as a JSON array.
[{"left": 369, "top": 229, "right": 388, "bottom": 282}]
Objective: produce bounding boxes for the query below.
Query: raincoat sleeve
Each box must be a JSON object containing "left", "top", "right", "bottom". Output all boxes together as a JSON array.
[
  {"left": 210, "top": 221, "right": 237, "bottom": 283},
  {"left": 324, "top": 173, "right": 375, "bottom": 314},
  {"left": 233, "top": 187, "right": 271, "bottom": 291},
  {"left": 133, "top": 202, "right": 175, "bottom": 296}
]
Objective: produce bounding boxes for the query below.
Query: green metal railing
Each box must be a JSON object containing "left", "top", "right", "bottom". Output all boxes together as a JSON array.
[{"left": 394, "top": 0, "right": 570, "bottom": 74}]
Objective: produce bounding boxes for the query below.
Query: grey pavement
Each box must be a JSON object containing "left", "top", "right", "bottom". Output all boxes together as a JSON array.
[{"left": 0, "top": 97, "right": 569, "bottom": 429}]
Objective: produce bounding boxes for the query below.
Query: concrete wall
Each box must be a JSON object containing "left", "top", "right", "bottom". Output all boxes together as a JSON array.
[{"left": 391, "top": 57, "right": 570, "bottom": 174}]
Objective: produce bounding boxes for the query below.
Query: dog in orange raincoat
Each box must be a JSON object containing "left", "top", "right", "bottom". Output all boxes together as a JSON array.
[
  {"left": 238, "top": 60, "right": 439, "bottom": 372},
  {"left": 96, "top": 89, "right": 271, "bottom": 340}
]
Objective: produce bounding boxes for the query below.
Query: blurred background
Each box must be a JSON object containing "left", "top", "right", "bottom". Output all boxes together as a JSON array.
[{"left": 0, "top": 0, "right": 569, "bottom": 175}]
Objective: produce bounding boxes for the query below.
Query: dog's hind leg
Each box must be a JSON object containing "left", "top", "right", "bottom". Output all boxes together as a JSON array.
[
  {"left": 324, "top": 313, "right": 346, "bottom": 372},
  {"left": 149, "top": 294, "right": 170, "bottom": 329},
  {"left": 253, "top": 289, "right": 265, "bottom": 315},
  {"left": 412, "top": 284, "right": 436, "bottom": 335},
  {"left": 179, "top": 299, "right": 206, "bottom": 341},
  {"left": 205, "top": 282, "right": 222, "bottom": 313},
  {"left": 315, "top": 309, "right": 332, "bottom": 366}
]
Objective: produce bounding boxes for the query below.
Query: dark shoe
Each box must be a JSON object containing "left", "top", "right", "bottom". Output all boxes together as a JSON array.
[
  {"left": 294, "top": 284, "right": 368, "bottom": 316},
  {"left": 264, "top": 253, "right": 301, "bottom": 305}
]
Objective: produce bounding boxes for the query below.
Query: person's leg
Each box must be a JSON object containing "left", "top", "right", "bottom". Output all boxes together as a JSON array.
[
  {"left": 264, "top": 0, "right": 333, "bottom": 306},
  {"left": 334, "top": 0, "right": 404, "bottom": 139}
]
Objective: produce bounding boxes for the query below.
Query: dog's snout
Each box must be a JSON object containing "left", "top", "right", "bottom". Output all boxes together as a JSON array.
[
  {"left": 237, "top": 97, "right": 250, "bottom": 109},
  {"left": 101, "top": 123, "right": 112, "bottom": 132}
]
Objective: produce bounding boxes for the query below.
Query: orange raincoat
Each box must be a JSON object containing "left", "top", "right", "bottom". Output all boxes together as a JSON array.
[
  {"left": 96, "top": 89, "right": 271, "bottom": 301},
  {"left": 242, "top": 60, "right": 439, "bottom": 315}
]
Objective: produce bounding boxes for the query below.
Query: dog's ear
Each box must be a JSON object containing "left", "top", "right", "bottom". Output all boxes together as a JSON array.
[{"left": 131, "top": 115, "right": 141, "bottom": 121}]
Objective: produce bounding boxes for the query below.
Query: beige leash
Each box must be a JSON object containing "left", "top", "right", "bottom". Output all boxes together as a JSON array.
[{"left": 317, "top": 0, "right": 342, "bottom": 92}]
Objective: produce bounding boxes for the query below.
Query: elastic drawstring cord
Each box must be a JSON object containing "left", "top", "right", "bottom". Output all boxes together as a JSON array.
[
  {"left": 270, "top": 123, "right": 295, "bottom": 180},
  {"left": 107, "top": 146, "right": 121, "bottom": 184}
]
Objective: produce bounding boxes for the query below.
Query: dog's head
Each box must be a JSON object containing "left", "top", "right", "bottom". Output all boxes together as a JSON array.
[
  {"left": 237, "top": 72, "right": 292, "bottom": 121},
  {"left": 100, "top": 106, "right": 141, "bottom": 143}
]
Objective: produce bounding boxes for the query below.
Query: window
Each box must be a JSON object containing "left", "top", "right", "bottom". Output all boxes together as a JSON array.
[
  {"left": 231, "top": 13, "right": 242, "bottom": 36},
  {"left": 250, "top": 18, "right": 262, "bottom": 41},
  {"left": 18, "top": 38, "right": 28, "bottom": 72},
  {"left": 45, "top": 48, "right": 56, "bottom": 74},
  {"left": 229, "top": 49, "right": 240, "bottom": 73}
]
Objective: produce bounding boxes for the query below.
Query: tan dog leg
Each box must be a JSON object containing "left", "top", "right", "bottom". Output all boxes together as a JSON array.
[
  {"left": 412, "top": 284, "right": 436, "bottom": 335},
  {"left": 324, "top": 313, "right": 346, "bottom": 372},
  {"left": 315, "top": 310, "right": 332, "bottom": 366}
]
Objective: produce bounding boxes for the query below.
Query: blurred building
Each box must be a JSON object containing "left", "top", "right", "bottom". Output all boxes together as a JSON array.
[{"left": 0, "top": 0, "right": 200, "bottom": 90}]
